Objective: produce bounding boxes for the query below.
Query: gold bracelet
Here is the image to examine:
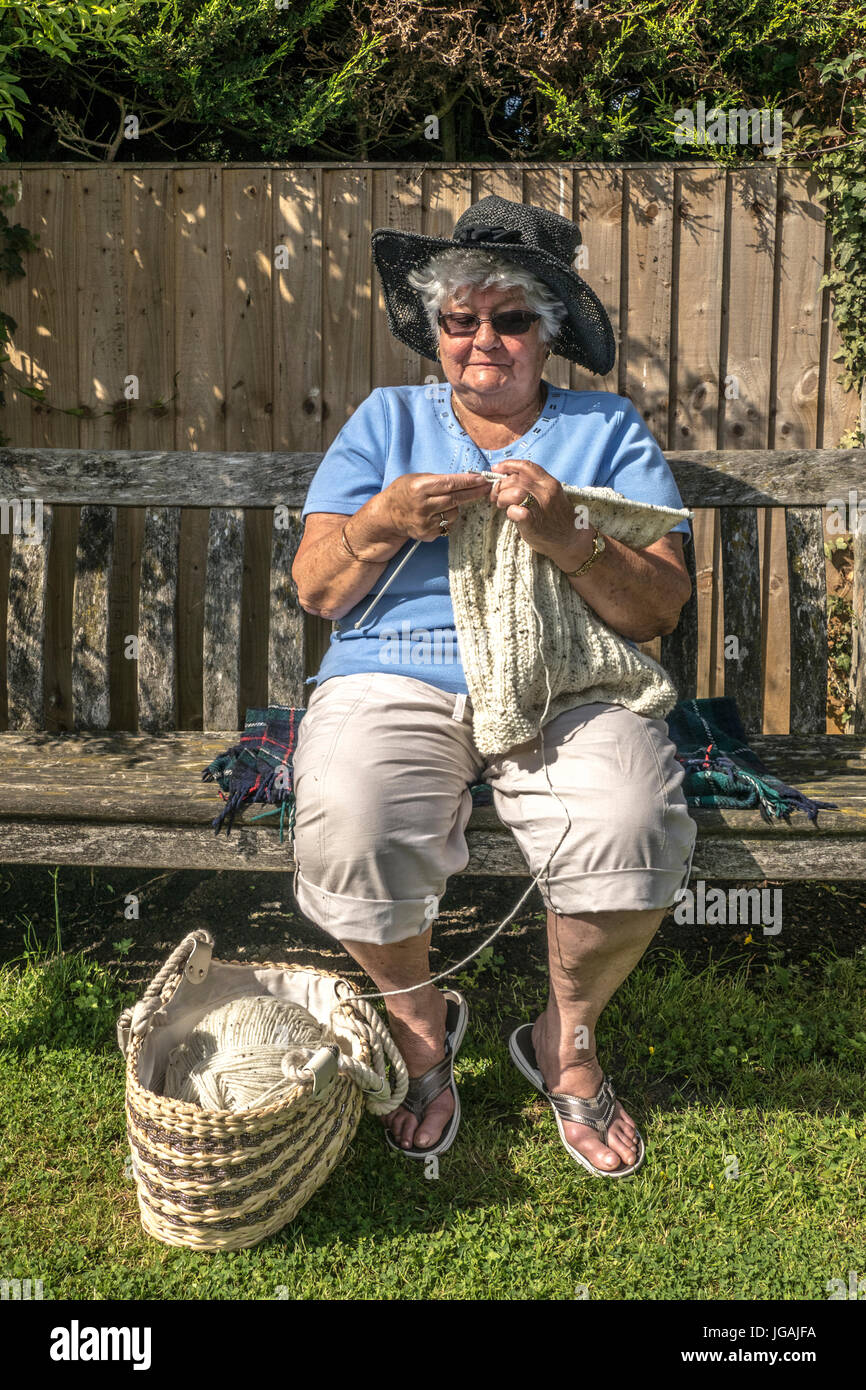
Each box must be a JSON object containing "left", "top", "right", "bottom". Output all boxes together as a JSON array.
[
  {"left": 564, "top": 530, "right": 606, "bottom": 578},
  {"left": 340, "top": 517, "right": 380, "bottom": 565},
  {"left": 340, "top": 519, "right": 361, "bottom": 560}
]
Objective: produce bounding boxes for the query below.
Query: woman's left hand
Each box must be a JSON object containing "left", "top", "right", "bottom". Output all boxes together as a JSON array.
[{"left": 488, "top": 459, "right": 593, "bottom": 569}]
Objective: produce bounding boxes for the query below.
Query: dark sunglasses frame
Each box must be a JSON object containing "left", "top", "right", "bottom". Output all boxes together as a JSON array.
[{"left": 437, "top": 309, "right": 541, "bottom": 337}]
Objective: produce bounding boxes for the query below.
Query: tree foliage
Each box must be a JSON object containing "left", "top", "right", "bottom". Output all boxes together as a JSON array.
[{"left": 0, "top": 0, "right": 863, "bottom": 165}]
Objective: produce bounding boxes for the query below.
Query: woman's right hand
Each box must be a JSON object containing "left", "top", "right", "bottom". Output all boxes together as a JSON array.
[{"left": 380, "top": 471, "right": 494, "bottom": 541}]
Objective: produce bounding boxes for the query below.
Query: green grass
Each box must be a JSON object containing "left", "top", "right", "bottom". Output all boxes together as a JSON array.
[{"left": 1, "top": 934, "right": 865, "bottom": 1300}]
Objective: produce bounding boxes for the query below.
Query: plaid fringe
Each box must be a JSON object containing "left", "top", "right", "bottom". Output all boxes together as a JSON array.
[
  {"left": 667, "top": 698, "right": 837, "bottom": 825},
  {"left": 202, "top": 696, "right": 837, "bottom": 837},
  {"left": 202, "top": 706, "right": 304, "bottom": 837}
]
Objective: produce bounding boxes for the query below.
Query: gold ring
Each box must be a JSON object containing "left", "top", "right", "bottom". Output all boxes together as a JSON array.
[
  {"left": 438, "top": 511, "right": 450, "bottom": 534},
  {"left": 520, "top": 492, "right": 535, "bottom": 509}
]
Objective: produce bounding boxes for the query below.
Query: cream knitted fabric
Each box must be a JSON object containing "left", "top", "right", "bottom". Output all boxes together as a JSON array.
[{"left": 448, "top": 485, "right": 692, "bottom": 756}]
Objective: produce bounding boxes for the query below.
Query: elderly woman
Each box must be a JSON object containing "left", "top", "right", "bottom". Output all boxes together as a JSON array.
[{"left": 290, "top": 194, "right": 697, "bottom": 1177}]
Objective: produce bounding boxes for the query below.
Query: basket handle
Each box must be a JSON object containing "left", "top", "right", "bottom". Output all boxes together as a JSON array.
[
  {"left": 117, "top": 929, "right": 214, "bottom": 1057},
  {"left": 326, "top": 992, "right": 409, "bottom": 1116}
]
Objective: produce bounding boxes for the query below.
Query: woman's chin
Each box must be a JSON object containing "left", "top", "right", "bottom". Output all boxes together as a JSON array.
[{"left": 458, "top": 367, "right": 512, "bottom": 390}]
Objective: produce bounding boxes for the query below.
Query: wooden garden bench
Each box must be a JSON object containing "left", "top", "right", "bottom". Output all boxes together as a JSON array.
[{"left": 0, "top": 445, "right": 864, "bottom": 880}]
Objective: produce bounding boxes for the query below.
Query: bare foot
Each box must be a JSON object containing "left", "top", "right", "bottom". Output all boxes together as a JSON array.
[
  {"left": 531, "top": 1015, "right": 639, "bottom": 1172},
  {"left": 382, "top": 991, "right": 455, "bottom": 1151}
]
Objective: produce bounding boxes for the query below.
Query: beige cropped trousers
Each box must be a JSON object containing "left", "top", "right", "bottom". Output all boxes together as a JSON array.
[{"left": 291, "top": 672, "right": 698, "bottom": 945}]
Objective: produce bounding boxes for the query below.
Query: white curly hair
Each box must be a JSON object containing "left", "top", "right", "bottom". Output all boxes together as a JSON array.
[{"left": 406, "top": 248, "right": 569, "bottom": 348}]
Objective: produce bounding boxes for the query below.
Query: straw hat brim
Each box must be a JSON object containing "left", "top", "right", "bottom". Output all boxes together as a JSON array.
[{"left": 371, "top": 226, "right": 616, "bottom": 375}]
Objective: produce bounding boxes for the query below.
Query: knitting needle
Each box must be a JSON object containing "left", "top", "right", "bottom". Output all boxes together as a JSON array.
[
  {"left": 352, "top": 473, "right": 504, "bottom": 629},
  {"left": 353, "top": 538, "right": 422, "bottom": 628}
]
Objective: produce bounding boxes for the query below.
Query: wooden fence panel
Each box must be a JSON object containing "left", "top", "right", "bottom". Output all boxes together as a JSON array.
[
  {"left": 574, "top": 166, "right": 623, "bottom": 398},
  {"left": 322, "top": 169, "right": 372, "bottom": 448},
  {"left": 2, "top": 170, "right": 40, "bottom": 452},
  {"left": 622, "top": 167, "right": 675, "bottom": 445},
  {"left": 673, "top": 167, "right": 726, "bottom": 701},
  {"left": 27, "top": 171, "right": 82, "bottom": 731},
  {"left": 525, "top": 167, "right": 575, "bottom": 396},
  {"left": 422, "top": 169, "right": 473, "bottom": 383},
  {"left": 273, "top": 168, "right": 324, "bottom": 453},
  {"left": 372, "top": 167, "right": 424, "bottom": 389},
  {"left": 223, "top": 169, "right": 274, "bottom": 718}
]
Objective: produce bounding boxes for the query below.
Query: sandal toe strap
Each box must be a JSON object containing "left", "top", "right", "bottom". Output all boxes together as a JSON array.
[
  {"left": 401, "top": 1053, "right": 453, "bottom": 1118},
  {"left": 548, "top": 1075, "right": 618, "bottom": 1136}
]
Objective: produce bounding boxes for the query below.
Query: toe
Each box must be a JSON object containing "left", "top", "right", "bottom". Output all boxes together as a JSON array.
[
  {"left": 560, "top": 1103, "right": 641, "bottom": 1172},
  {"left": 413, "top": 1091, "right": 454, "bottom": 1150},
  {"left": 561, "top": 1122, "right": 624, "bottom": 1171},
  {"left": 399, "top": 1120, "right": 420, "bottom": 1149},
  {"left": 385, "top": 1106, "right": 418, "bottom": 1149},
  {"left": 606, "top": 1115, "right": 639, "bottom": 1166}
]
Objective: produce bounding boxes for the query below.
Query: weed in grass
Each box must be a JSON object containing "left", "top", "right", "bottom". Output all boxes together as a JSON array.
[
  {"left": 452, "top": 945, "right": 505, "bottom": 990},
  {"left": 1, "top": 885, "right": 136, "bottom": 1053}
]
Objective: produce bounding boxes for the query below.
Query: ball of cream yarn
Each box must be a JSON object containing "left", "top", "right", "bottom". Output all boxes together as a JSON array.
[{"left": 162, "top": 995, "right": 329, "bottom": 1112}]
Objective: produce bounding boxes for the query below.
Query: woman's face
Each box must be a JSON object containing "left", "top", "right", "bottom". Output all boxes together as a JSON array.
[{"left": 437, "top": 283, "right": 548, "bottom": 411}]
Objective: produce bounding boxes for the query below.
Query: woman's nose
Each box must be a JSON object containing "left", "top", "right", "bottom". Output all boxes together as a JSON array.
[{"left": 473, "top": 327, "right": 500, "bottom": 350}]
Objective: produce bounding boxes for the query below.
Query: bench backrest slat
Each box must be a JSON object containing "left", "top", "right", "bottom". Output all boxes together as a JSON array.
[
  {"left": 7, "top": 512, "right": 52, "bottom": 730},
  {"left": 203, "top": 509, "right": 244, "bottom": 730},
  {"left": 719, "top": 507, "right": 763, "bottom": 733},
  {"left": 854, "top": 528, "right": 865, "bottom": 726},
  {"left": 268, "top": 510, "right": 306, "bottom": 709},
  {"left": 139, "top": 507, "right": 180, "bottom": 733},
  {"left": 3, "top": 448, "right": 866, "bottom": 508},
  {"left": 72, "top": 505, "right": 113, "bottom": 730},
  {"left": 660, "top": 519, "right": 697, "bottom": 706},
  {"left": 786, "top": 508, "right": 829, "bottom": 736}
]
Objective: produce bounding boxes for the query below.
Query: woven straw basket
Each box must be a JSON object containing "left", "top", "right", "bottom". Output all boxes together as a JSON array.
[{"left": 117, "top": 929, "right": 408, "bottom": 1252}]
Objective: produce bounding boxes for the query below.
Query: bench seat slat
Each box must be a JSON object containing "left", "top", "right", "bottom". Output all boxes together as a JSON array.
[
  {"left": 1, "top": 732, "right": 863, "bottom": 769},
  {"left": 0, "top": 735, "right": 864, "bottom": 882},
  {"left": 0, "top": 819, "right": 862, "bottom": 878},
  {"left": 0, "top": 774, "right": 863, "bottom": 833}
]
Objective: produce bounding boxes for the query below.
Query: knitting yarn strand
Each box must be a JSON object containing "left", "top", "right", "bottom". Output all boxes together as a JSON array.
[{"left": 349, "top": 537, "right": 571, "bottom": 1003}]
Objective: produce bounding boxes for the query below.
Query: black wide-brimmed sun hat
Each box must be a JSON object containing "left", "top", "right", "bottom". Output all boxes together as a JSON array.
[{"left": 371, "top": 193, "right": 616, "bottom": 375}]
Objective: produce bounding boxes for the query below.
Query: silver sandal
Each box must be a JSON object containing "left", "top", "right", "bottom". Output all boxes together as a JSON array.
[
  {"left": 384, "top": 991, "right": 468, "bottom": 1159},
  {"left": 508, "top": 1023, "right": 645, "bottom": 1177}
]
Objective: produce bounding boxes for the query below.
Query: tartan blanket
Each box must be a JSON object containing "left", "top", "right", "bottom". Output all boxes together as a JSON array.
[{"left": 202, "top": 695, "right": 837, "bottom": 837}]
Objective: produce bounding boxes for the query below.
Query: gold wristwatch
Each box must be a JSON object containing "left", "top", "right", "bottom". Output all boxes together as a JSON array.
[{"left": 564, "top": 529, "right": 606, "bottom": 578}]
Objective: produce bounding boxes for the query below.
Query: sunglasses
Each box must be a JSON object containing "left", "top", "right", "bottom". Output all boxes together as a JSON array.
[{"left": 437, "top": 310, "right": 541, "bottom": 337}]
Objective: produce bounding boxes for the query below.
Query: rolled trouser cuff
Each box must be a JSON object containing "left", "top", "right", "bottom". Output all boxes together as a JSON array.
[
  {"left": 537, "top": 864, "right": 697, "bottom": 917},
  {"left": 294, "top": 869, "right": 437, "bottom": 945}
]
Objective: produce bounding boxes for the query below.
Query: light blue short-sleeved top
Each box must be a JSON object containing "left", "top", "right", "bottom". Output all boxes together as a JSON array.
[{"left": 300, "top": 381, "right": 691, "bottom": 696}]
